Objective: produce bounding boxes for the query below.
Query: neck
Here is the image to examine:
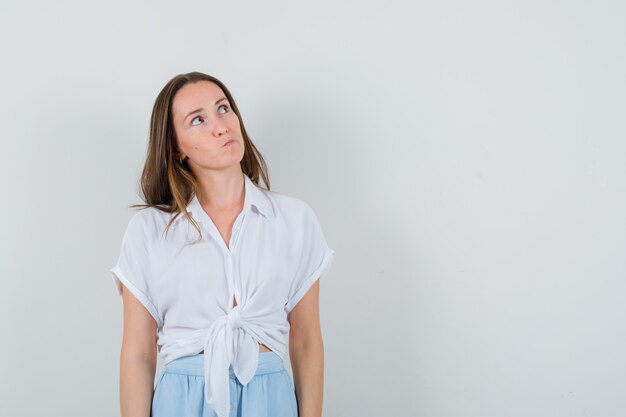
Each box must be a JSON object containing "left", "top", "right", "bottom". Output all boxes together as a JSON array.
[{"left": 195, "top": 168, "right": 245, "bottom": 211}]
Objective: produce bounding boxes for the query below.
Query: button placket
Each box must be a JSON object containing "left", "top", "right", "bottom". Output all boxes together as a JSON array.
[
  {"left": 227, "top": 213, "right": 246, "bottom": 310},
  {"left": 229, "top": 213, "right": 245, "bottom": 251},
  {"left": 226, "top": 252, "right": 236, "bottom": 309}
]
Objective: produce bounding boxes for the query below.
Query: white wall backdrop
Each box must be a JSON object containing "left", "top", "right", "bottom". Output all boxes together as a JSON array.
[{"left": 1, "top": 1, "right": 624, "bottom": 416}]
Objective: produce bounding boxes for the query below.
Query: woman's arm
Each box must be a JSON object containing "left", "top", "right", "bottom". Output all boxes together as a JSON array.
[
  {"left": 289, "top": 279, "right": 324, "bottom": 417},
  {"left": 119, "top": 285, "right": 158, "bottom": 417}
]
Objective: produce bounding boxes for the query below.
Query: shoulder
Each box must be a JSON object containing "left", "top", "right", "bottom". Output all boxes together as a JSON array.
[
  {"left": 263, "top": 189, "right": 317, "bottom": 223},
  {"left": 262, "top": 191, "right": 326, "bottom": 244},
  {"left": 122, "top": 206, "right": 173, "bottom": 242}
]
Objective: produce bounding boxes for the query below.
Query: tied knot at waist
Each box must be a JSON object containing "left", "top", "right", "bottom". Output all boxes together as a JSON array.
[
  {"left": 227, "top": 304, "right": 243, "bottom": 330},
  {"left": 200, "top": 304, "right": 260, "bottom": 417},
  {"left": 158, "top": 303, "right": 281, "bottom": 417}
]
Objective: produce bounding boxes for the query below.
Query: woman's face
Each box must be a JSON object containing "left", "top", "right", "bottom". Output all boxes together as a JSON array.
[{"left": 171, "top": 81, "right": 245, "bottom": 172}]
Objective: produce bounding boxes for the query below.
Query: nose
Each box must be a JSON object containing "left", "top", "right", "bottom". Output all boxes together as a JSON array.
[{"left": 213, "top": 119, "right": 228, "bottom": 136}]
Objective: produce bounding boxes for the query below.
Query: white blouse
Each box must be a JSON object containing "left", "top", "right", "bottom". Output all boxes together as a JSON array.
[{"left": 109, "top": 173, "right": 335, "bottom": 417}]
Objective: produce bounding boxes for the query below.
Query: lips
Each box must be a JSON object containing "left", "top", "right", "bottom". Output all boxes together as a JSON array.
[{"left": 223, "top": 139, "right": 234, "bottom": 146}]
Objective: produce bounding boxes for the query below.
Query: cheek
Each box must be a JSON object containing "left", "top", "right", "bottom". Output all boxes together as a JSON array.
[
  {"left": 176, "top": 135, "right": 194, "bottom": 153},
  {"left": 188, "top": 137, "right": 232, "bottom": 159},
  {"left": 179, "top": 135, "right": 210, "bottom": 156},
  {"left": 229, "top": 115, "right": 242, "bottom": 131}
]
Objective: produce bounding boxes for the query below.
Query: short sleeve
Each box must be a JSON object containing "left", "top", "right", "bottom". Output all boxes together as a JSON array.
[
  {"left": 109, "top": 212, "right": 162, "bottom": 327},
  {"left": 285, "top": 203, "right": 336, "bottom": 314}
]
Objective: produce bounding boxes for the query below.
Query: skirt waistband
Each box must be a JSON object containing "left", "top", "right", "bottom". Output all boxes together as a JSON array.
[{"left": 163, "top": 351, "right": 285, "bottom": 377}]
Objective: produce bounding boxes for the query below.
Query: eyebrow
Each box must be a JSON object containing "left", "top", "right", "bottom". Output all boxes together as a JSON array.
[{"left": 183, "top": 97, "right": 228, "bottom": 122}]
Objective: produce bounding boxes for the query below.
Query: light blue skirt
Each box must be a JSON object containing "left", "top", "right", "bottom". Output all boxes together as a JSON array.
[{"left": 151, "top": 351, "right": 298, "bottom": 417}]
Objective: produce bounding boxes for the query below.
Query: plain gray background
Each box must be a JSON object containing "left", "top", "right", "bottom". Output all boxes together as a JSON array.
[{"left": 1, "top": 1, "right": 625, "bottom": 416}]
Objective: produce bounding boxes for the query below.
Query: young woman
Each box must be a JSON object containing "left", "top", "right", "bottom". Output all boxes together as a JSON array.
[{"left": 110, "top": 72, "right": 335, "bottom": 417}]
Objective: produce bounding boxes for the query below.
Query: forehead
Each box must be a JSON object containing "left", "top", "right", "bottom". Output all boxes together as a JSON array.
[{"left": 172, "top": 81, "right": 226, "bottom": 119}]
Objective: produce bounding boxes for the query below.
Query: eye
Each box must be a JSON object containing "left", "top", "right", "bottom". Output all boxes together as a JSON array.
[
  {"left": 191, "top": 115, "right": 204, "bottom": 126},
  {"left": 218, "top": 104, "right": 229, "bottom": 113}
]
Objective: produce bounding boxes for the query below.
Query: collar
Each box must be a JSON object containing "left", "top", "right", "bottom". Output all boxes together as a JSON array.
[{"left": 175, "top": 173, "right": 271, "bottom": 226}]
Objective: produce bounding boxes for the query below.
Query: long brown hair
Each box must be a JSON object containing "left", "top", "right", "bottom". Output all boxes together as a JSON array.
[{"left": 129, "top": 72, "right": 270, "bottom": 242}]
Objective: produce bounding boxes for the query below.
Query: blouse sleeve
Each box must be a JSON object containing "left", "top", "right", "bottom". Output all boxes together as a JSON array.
[
  {"left": 109, "top": 212, "right": 161, "bottom": 326},
  {"left": 285, "top": 203, "right": 336, "bottom": 314}
]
